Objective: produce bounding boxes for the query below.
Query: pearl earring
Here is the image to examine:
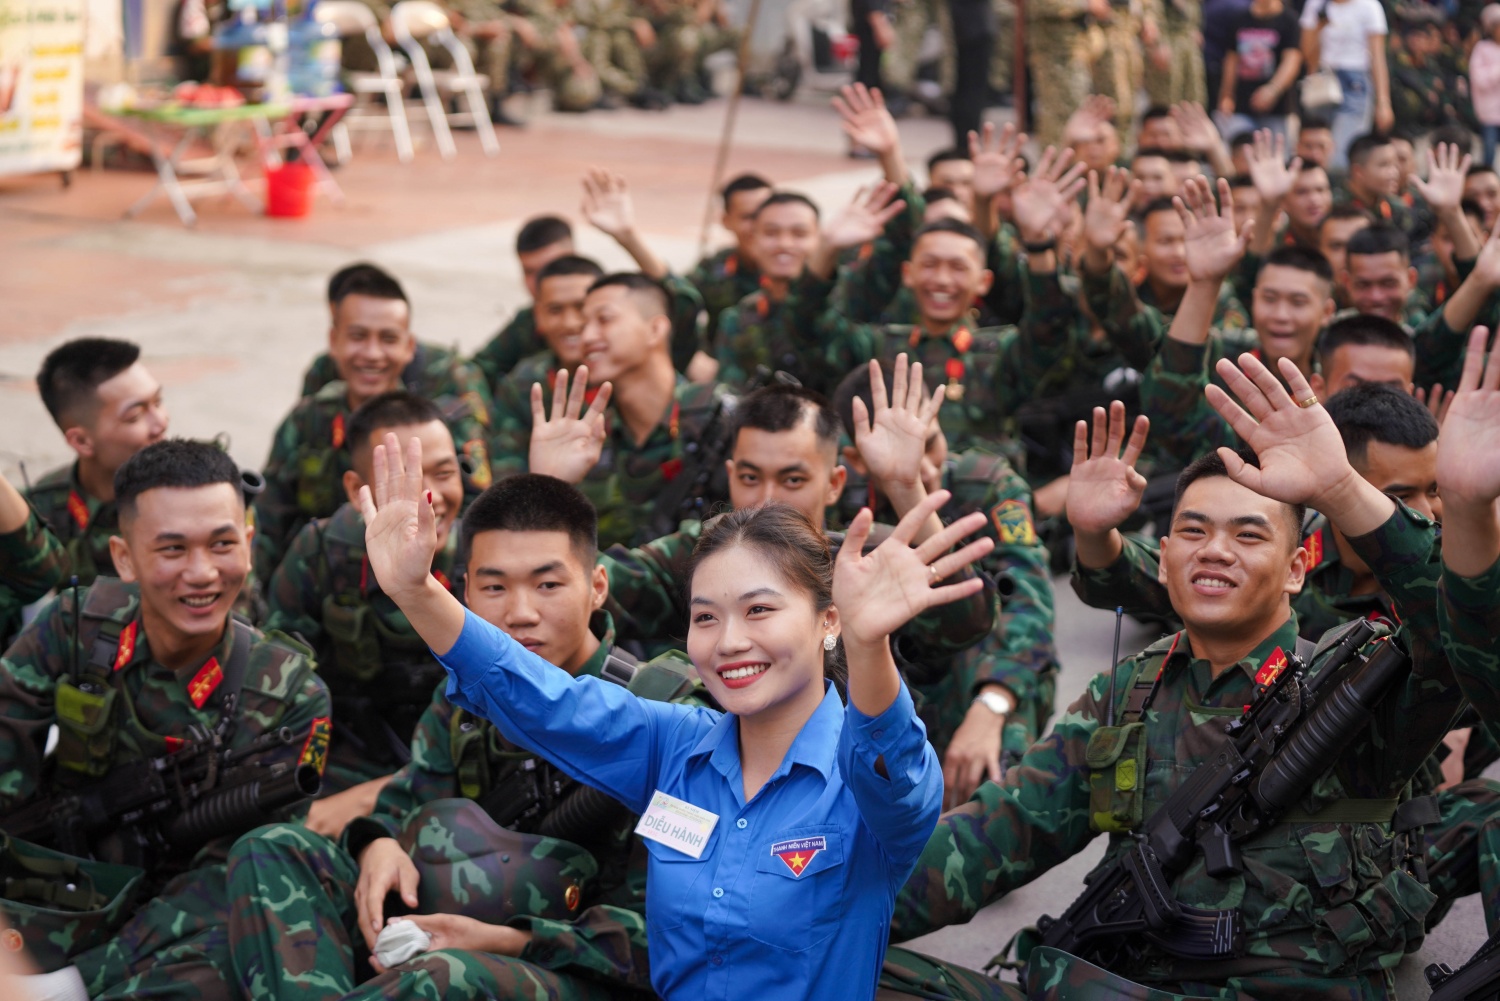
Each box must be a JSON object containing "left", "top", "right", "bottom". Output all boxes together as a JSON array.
[{"left": 823, "top": 633, "right": 836, "bottom": 652}]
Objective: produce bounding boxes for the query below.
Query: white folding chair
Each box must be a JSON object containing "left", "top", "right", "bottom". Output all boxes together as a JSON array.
[
  {"left": 317, "top": 0, "right": 415, "bottom": 162},
  {"left": 388, "top": 0, "right": 499, "bottom": 159}
]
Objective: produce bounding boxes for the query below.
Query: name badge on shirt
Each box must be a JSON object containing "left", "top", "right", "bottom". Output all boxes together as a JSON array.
[{"left": 635, "top": 790, "right": 719, "bottom": 859}]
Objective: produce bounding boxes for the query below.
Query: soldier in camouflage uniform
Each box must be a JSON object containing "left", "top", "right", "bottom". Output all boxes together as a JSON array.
[
  {"left": 226, "top": 473, "right": 707, "bottom": 1001},
  {"left": 254, "top": 267, "right": 492, "bottom": 586},
  {"left": 1337, "top": 134, "right": 1421, "bottom": 246},
  {"left": 469, "top": 215, "right": 576, "bottom": 394},
  {"left": 490, "top": 273, "right": 730, "bottom": 550},
  {"left": 27, "top": 337, "right": 169, "bottom": 586},
  {"left": 0, "top": 441, "right": 330, "bottom": 997},
  {"left": 1389, "top": 15, "right": 1471, "bottom": 141},
  {"left": 265, "top": 394, "right": 469, "bottom": 816},
  {"left": 1141, "top": 0, "right": 1204, "bottom": 106},
  {"left": 829, "top": 361, "right": 1058, "bottom": 806},
  {"left": 1025, "top": 0, "right": 1097, "bottom": 148},
  {"left": 882, "top": 360, "right": 1472, "bottom": 998},
  {"left": 685, "top": 173, "right": 769, "bottom": 348},
  {"left": 0, "top": 471, "right": 67, "bottom": 648},
  {"left": 574, "top": 0, "right": 659, "bottom": 106}
]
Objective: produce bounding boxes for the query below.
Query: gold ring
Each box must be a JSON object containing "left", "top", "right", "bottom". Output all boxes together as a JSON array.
[
  {"left": 1298, "top": 395, "right": 1319, "bottom": 409},
  {"left": 928, "top": 564, "right": 941, "bottom": 585}
]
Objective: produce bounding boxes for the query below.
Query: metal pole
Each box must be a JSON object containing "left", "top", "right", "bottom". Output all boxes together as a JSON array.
[
  {"left": 699, "top": 0, "right": 766, "bottom": 259},
  {"left": 1013, "top": 0, "right": 1027, "bottom": 134}
]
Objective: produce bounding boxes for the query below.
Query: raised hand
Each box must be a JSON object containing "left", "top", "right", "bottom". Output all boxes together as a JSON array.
[
  {"left": 1204, "top": 353, "right": 1391, "bottom": 535},
  {"left": 1177, "top": 176, "right": 1251, "bottom": 284},
  {"left": 1436, "top": 327, "right": 1500, "bottom": 508},
  {"left": 580, "top": 167, "right": 635, "bottom": 240},
  {"left": 1065, "top": 401, "right": 1150, "bottom": 537},
  {"left": 527, "top": 366, "right": 614, "bottom": 484},
  {"left": 824, "top": 181, "right": 907, "bottom": 249},
  {"left": 1082, "top": 167, "right": 1138, "bottom": 266},
  {"left": 1170, "top": 101, "right": 1220, "bottom": 156},
  {"left": 833, "top": 491, "right": 994, "bottom": 648},
  {"left": 1409, "top": 142, "right": 1473, "bottom": 214},
  {"left": 1245, "top": 128, "right": 1301, "bottom": 206},
  {"left": 1011, "top": 145, "right": 1087, "bottom": 244},
  {"left": 851, "top": 354, "right": 945, "bottom": 499},
  {"left": 968, "top": 121, "right": 1026, "bottom": 200},
  {"left": 1412, "top": 383, "right": 1454, "bottom": 427},
  {"left": 832, "top": 83, "right": 900, "bottom": 158},
  {"left": 359, "top": 433, "right": 441, "bottom": 601},
  {"left": 1467, "top": 214, "right": 1500, "bottom": 291}
]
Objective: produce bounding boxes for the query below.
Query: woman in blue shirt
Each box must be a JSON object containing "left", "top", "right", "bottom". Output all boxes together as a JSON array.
[{"left": 358, "top": 432, "right": 993, "bottom": 1001}]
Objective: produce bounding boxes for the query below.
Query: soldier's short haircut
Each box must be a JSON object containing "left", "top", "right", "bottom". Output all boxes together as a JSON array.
[
  {"left": 1258, "top": 245, "right": 1335, "bottom": 285},
  {"left": 331, "top": 265, "right": 408, "bottom": 307},
  {"left": 1141, "top": 105, "right": 1173, "bottom": 124},
  {"left": 347, "top": 391, "right": 447, "bottom": 477},
  {"left": 1297, "top": 161, "right": 1330, "bottom": 178},
  {"left": 1467, "top": 163, "right": 1499, "bottom": 180},
  {"left": 1322, "top": 203, "right": 1374, "bottom": 229},
  {"left": 327, "top": 262, "right": 389, "bottom": 303},
  {"left": 926, "top": 147, "right": 970, "bottom": 172},
  {"left": 831, "top": 363, "right": 938, "bottom": 445},
  {"left": 731, "top": 383, "right": 841, "bottom": 456},
  {"left": 516, "top": 215, "right": 573, "bottom": 255},
  {"left": 1227, "top": 173, "right": 1256, "bottom": 191},
  {"left": 1323, "top": 383, "right": 1437, "bottom": 466},
  {"left": 1347, "top": 133, "right": 1394, "bottom": 167},
  {"left": 1138, "top": 196, "right": 1179, "bottom": 227},
  {"left": 535, "top": 255, "right": 604, "bottom": 293},
  {"left": 1428, "top": 124, "right": 1474, "bottom": 154},
  {"left": 115, "top": 439, "right": 242, "bottom": 520},
  {"left": 1316, "top": 314, "right": 1414, "bottom": 370},
  {"left": 721, "top": 173, "right": 772, "bottom": 208},
  {"left": 913, "top": 218, "right": 987, "bottom": 255},
  {"left": 461, "top": 474, "right": 598, "bottom": 567},
  {"left": 1346, "top": 222, "right": 1411, "bottom": 262},
  {"left": 587, "top": 272, "right": 670, "bottom": 318},
  {"left": 1131, "top": 146, "right": 1172, "bottom": 164},
  {"left": 1300, "top": 114, "right": 1333, "bottom": 133},
  {"left": 1174, "top": 449, "right": 1306, "bottom": 544},
  {"left": 922, "top": 186, "right": 959, "bottom": 206},
  {"left": 38, "top": 337, "right": 143, "bottom": 428},
  {"left": 752, "top": 191, "right": 820, "bottom": 221},
  {"left": 1229, "top": 131, "right": 1256, "bottom": 151}
]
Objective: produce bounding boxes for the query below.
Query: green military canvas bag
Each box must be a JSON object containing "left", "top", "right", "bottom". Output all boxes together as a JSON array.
[{"left": 0, "top": 832, "right": 144, "bottom": 972}]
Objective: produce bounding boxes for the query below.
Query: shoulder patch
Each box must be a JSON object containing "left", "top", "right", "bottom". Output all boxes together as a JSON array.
[
  {"left": 991, "top": 499, "right": 1037, "bottom": 546},
  {"left": 299, "top": 715, "right": 332, "bottom": 776}
]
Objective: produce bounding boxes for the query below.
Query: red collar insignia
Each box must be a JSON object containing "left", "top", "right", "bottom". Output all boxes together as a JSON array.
[
  {"left": 187, "top": 657, "right": 224, "bottom": 709},
  {"left": 113, "top": 620, "right": 139, "bottom": 672},
  {"left": 67, "top": 490, "right": 90, "bottom": 531},
  {"left": 331, "top": 413, "right": 346, "bottom": 450},
  {"left": 1254, "top": 647, "right": 1289, "bottom": 688},
  {"left": 1303, "top": 529, "right": 1324, "bottom": 567},
  {"left": 951, "top": 327, "right": 973, "bottom": 354},
  {"left": 772, "top": 835, "right": 826, "bottom": 877}
]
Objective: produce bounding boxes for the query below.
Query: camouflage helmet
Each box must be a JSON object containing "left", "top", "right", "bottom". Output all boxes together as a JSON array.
[
  {"left": 0, "top": 832, "right": 144, "bottom": 972},
  {"left": 399, "top": 798, "right": 599, "bottom": 923}
]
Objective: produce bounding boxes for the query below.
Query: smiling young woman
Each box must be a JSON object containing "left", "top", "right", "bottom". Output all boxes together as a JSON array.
[{"left": 358, "top": 432, "right": 994, "bottom": 1001}]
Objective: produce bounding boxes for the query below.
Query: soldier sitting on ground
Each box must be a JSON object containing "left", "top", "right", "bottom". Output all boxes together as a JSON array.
[
  {"left": 470, "top": 215, "right": 578, "bottom": 394},
  {"left": 27, "top": 337, "right": 169, "bottom": 586},
  {"left": 0, "top": 440, "right": 330, "bottom": 1000},
  {"left": 254, "top": 266, "right": 491, "bottom": 587},
  {"left": 0, "top": 469, "right": 66, "bottom": 649},
  {"left": 264, "top": 392, "right": 469, "bottom": 836},
  {"left": 882, "top": 352, "right": 1468, "bottom": 999},
  {"left": 226, "top": 473, "right": 708, "bottom": 1001}
]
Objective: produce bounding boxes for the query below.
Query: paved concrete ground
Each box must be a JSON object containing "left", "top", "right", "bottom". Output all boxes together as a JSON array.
[{"left": 0, "top": 92, "right": 1487, "bottom": 996}]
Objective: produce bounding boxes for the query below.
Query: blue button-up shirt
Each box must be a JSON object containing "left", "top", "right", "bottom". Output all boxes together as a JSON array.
[{"left": 437, "top": 609, "right": 943, "bottom": 1001}]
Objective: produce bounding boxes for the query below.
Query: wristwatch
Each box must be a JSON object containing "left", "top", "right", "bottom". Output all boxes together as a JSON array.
[{"left": 974, "top": 689, "right": 1015, "bottom": 717}]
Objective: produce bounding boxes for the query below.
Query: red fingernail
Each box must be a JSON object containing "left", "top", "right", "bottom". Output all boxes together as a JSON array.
[{"left": 426, "top": 490, "right": 432, "bottom": 504}]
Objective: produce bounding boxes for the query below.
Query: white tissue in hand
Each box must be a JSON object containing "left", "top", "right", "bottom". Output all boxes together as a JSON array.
[{"left": 374, "top": 919, "right": 432, "bottom": 968}]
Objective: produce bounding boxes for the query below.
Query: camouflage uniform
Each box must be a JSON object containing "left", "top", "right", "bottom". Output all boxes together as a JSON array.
[
  {"left": 470, "top": 306, "right": 538, "bottom": 397},
  {"left": 885, "top": 0, "right": 938, "bottom": 96},
  {"left": 300, "top": 341, "right": 498, "bottom": 411},
  {"left": 1142, "top": 0, "right": 1205, "bottom": 106},
  {"left": 1389, "top": 48, "right": 1471, "bottom": 138},
  {"left": 490, "top": 373, "right": 734, "bottom": 549},
  {"left": 685, "top": 247, "right": 762, "bottom": 351},
  {"left": 252, "top": 357, "right": 493, "bottom": 586},
  {"left": 1025, "top": 0, "right": 1095, "bottom": 147},
  {"left": 887, "top": 509, "right": 1469, "bottom": 998},
  {"left": 0, "top": 577, "right": 330, "bottom": 985},
  {"left": 225, "top": 614, "right": 703, "bottom": 1001},
  {"left": 512, "top": 0, "right": 604, "bottom": 111},
  {"left": 0, "top": 509, "right": 67, "bottom": 647},
  {"left": 833, "top": 450, "right": 1059, "bottom": 758},
  {"left": 1092, "top": 2, "right": 1144, "bottom": 138},
  {"left": 264, "top": 502, "right": 466, "bottom": 794},
  {"left": 575, "top": 0, "right": 649, "bottom": 98},
  {"left": 1334, "top": 188, "right": 1422, "bottom": 247},
  {"left": 1439, "top": 556, "right": 1500, "bottom": 728},
  {"left": 24, "top": 461, "right": 119, "bottom": 587}
]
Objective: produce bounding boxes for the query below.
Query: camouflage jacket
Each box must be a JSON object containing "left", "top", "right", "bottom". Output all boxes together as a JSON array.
[
  {"left": 25, "top": 462, "right": 118, "bottom": 587},
  {"left": 833, "top": 452, "right": 1058, "bottom": 710},
  {"left": 1334, "top": 188, "right": 1419, "bottom": 245},
  {"left": 1440, "top": 555, "right": 1500, "bottom": 731},
  {"left": 0, "top": 578, "right": 331, "bottom": 876},
  {"left": 0, "top": 511, "right": 68, "bottom": 648},
  {"left": 1082, "top": 264, "right": 1250, "bottom": 372},
  {"left": 298, "top": 342, "right": 497, "bottom": 419},
  {"left": 600, "top": 517, "right": 997, "bottom": 671},
  {"left": 782, "top": 267, "right": 1087, "bottom": 461},
  {"left": 263, "top": 502, "right": 464, "bottom": 788},
  {"left": 343, "top": 612, "right": 706, "bottom": 988},
  {"left": 712, "top": 288, "right": 832, "bottom": 393},
  {"left": 684, "top": 247, "right": 763, "bottom": 349},
  {"left": 1390, "top": 51, "right": 1472, "bottom": 135},
  {"left": 492, "top": 374, "right": 735, "bottom": 550},
  {"left": 470, "top": 307, "right": 538, "bottom": 398},
  {"left": 252, "top": 377, "right": 492, "bottom": 585}
]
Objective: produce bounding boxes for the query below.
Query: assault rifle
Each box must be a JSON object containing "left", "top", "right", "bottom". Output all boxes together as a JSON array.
[
  {"left": 1428, "top": 930, "right": 1500, "bottom": 1001},
  {"left": 1036, "top": 619, "right": 1411, "bottom": 966},
  {"left": 0, "top": 724, "right": 320, "bottom": 863}
]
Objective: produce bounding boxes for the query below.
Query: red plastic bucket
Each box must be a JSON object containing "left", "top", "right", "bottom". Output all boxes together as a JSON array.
[{"left": 265, "top": 161, "right": 314, "bottom": 218}]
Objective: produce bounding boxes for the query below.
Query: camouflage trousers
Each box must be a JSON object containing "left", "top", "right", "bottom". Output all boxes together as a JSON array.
[
  {"left": 1025, "top": 20, "right": 1093, "bottom": 148},
  {"left": 1425, "top": 776, "right": 1500, "bottom": 936},
  {"left": 584, "top": 28, "right": 647, "bottom": 97},
  {"left": 226, "top": 823, "right": 626, "bottom": 1001},
  {"left": 1091, "top": 14, "right": 1142, "bottom": 136},
  {"left": 1143, "top": 23, "right": 1205, "bottom": 107},
  {"left": 73, "top": 864, "right": 235, "bottom": 1001}
]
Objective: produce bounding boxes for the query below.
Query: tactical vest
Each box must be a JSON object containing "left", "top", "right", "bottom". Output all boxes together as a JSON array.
[{"left": 52, "top": 579, "right": 257, "bottom": 784}]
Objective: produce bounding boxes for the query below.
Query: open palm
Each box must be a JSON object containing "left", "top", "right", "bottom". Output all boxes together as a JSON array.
[
  {"left": 359, "top": 433, "right": 440, "bottom": 600},
  {"left": 852, "top": 355, "right": 943, "bottom": 492},
  {"left": 1066, "top": 402, "right": 1149, "bottom": 535},
  {"left": 1179, "top": 176, "right": 1249, "bottom": 283},
  {"left": 1437, "top": 327, "right": 1500, "bottom": 506},
  {"left": 528, "top": 366, "right": 614, "bottom": 484}
]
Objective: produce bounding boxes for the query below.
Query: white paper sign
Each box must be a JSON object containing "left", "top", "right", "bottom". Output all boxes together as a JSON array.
[{"left": 635, "top": 790, "right": 719, "bottom": 859}]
